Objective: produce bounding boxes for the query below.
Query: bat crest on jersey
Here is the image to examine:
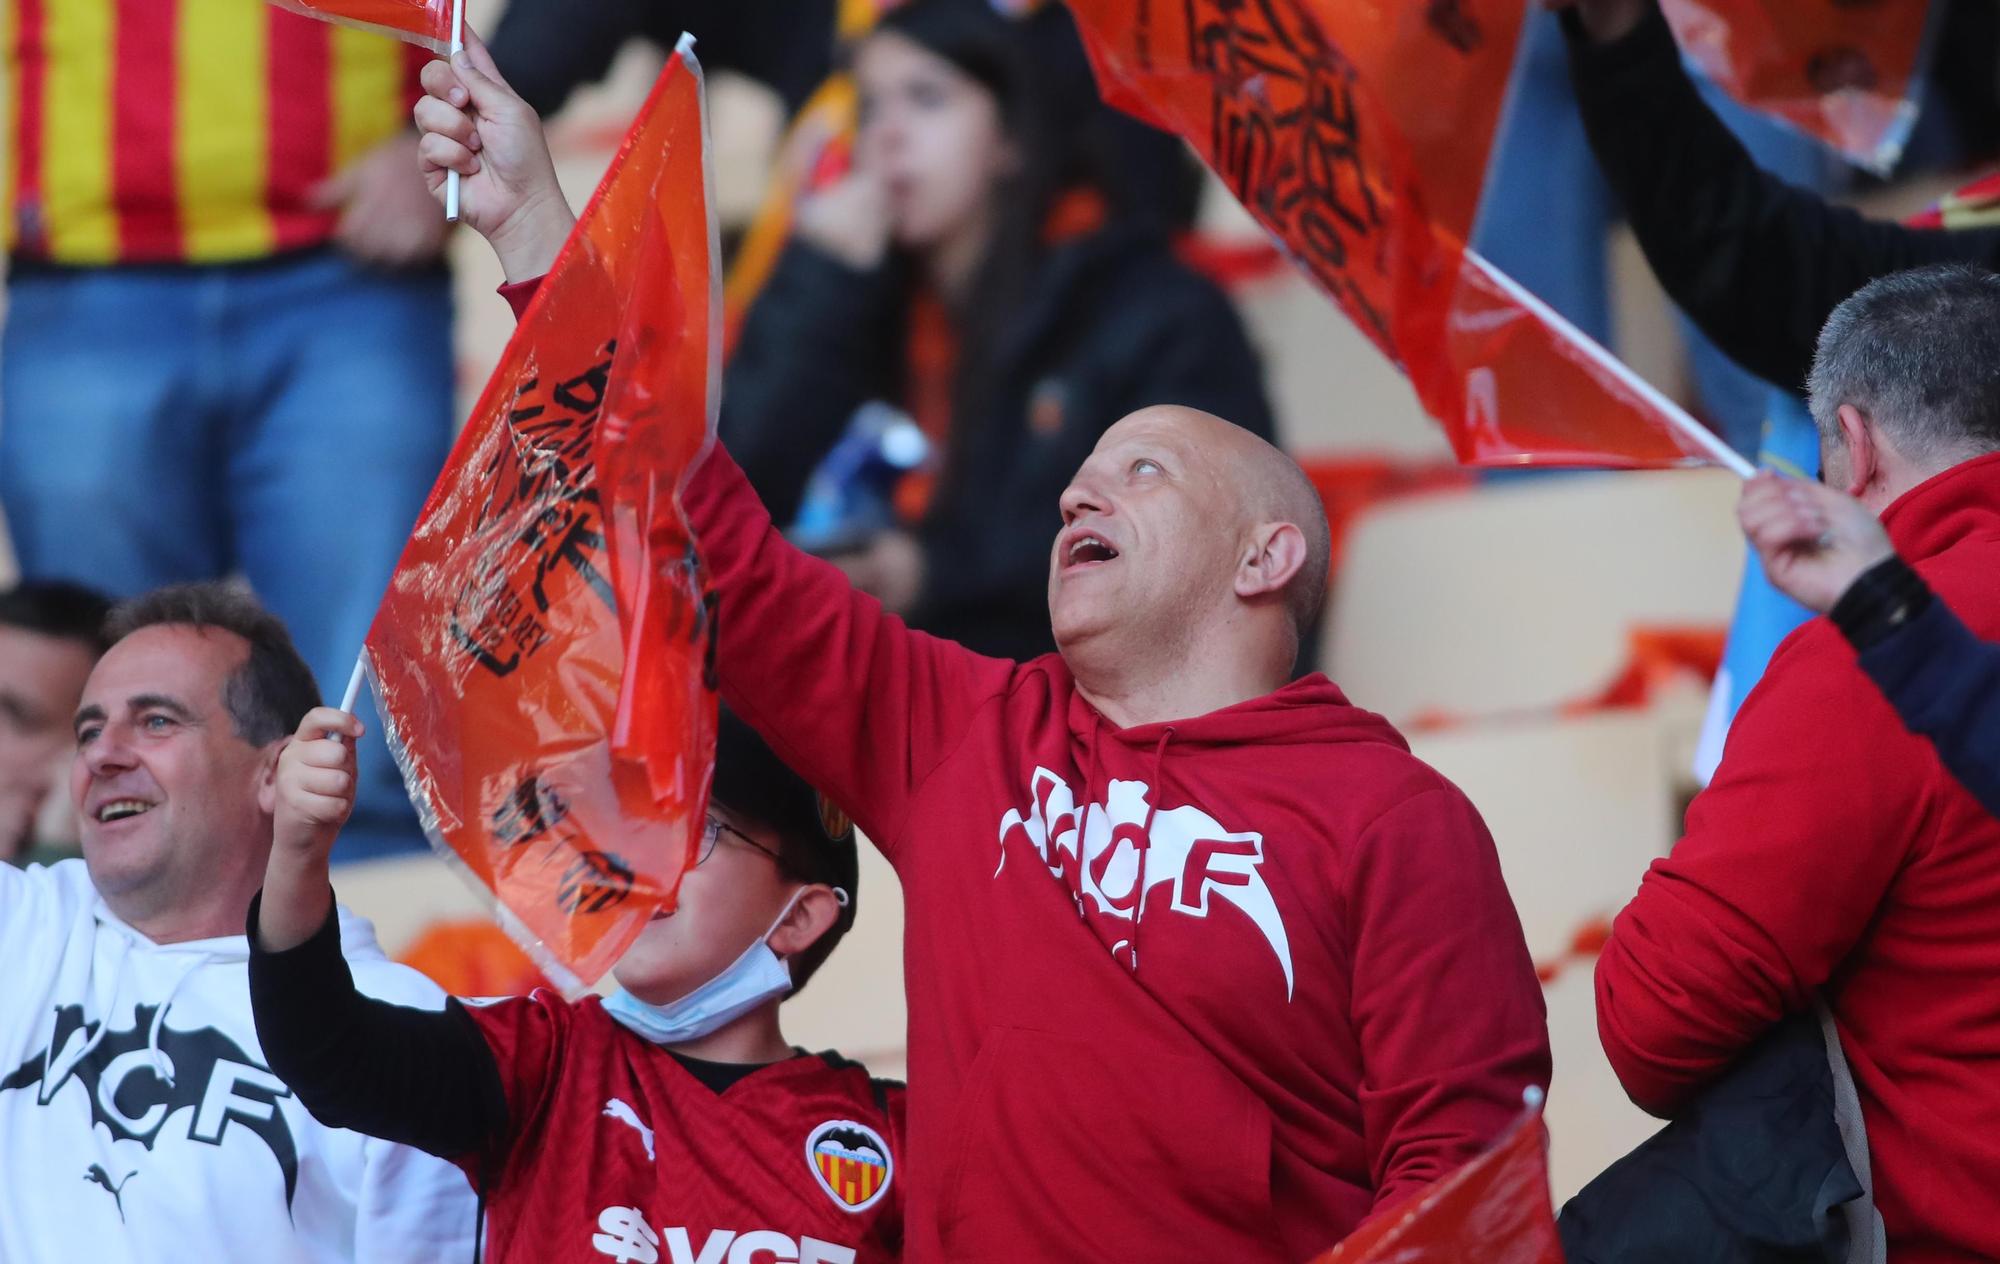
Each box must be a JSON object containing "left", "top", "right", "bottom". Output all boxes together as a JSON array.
[
  {"left": 804, "top": 1119, "right": 892, "bottom": 1213},
  {"left": 998, "top": 767, "right": 1296, "bottom": 997}
]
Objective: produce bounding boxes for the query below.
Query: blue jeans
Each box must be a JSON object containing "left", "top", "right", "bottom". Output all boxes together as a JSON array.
[{"left": 1, "top": 248, "right": 453, "bottom": 860}]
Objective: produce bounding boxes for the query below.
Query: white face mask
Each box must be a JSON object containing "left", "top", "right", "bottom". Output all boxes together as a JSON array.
[{"left": 603, "top": 886, "right": 844, "bottom": 1046}]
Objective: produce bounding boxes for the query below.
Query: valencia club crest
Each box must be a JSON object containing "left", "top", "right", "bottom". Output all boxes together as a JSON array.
[{"left": 805, "top": 1119, "right": 892, "bottom": 1213}]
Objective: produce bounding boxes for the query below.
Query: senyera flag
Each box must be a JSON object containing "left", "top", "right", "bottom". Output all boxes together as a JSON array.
[
  {"left": 1066, "top": 0, "right": 1750, "bottom": 475},
  {"left": 365, "top": 35, "right": 722, "bottom": 988},
  {"left": 266, "top": 0, "right": 454, "bottom": 52},
  {"left": 1308, "top": 1090, "right": 1564, "bottom": 1264},
  {"left": 1661, "top": 0, "right": 1936, "bottom": 174}
]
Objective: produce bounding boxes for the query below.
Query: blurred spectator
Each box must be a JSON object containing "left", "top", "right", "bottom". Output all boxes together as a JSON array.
[
  {"left": 1739, "top": 471, "right": 2000, "bottom": 822},
  {"left": 723, "top": 0, "right": 1273, "bottom": 661},
  {"left": 0, "top": 581, "right": 109, "bottom": 864},
  {"left": 1592, "top": 265, "right": 2000, "bottom": 1263},
  {"left": 1557, "top": 0, "right": 2000, "bottom": 395},
  {"left": 0, "top": 582, "right": 475, "bottom": 1260},
  {"left": 0, "top": 0, "right": 451, "bottom": 860}
]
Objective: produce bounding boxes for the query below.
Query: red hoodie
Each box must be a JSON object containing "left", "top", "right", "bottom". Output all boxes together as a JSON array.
[
  {"left": 686, "top": 451, "right": 1548, "bottom": 1261},
  {"left": 1597, "top": 452, "right": 2000, "bottom": 1264},
  {"left": 498, "top": 278, "right": 1549, "bottom": 1260}
]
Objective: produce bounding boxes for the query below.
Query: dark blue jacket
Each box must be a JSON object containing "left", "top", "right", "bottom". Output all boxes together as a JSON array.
[{"left": 1835, "top": 556, "right": 2000, "bottom": 822}]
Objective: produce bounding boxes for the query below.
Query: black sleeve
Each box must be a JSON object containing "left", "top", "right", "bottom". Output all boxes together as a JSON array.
[
  {"left": 247, "top": 892, "right": 510, "bottom": 1165},
  {"left": 1563, "top": 2, "right": 2000, "bottom": 392},
  {"left": 485, "top": 0, "right": 654, "bottom": 119},
  {"left": 1835, "top": 558, "right": 2000, "bottom": 821},
  {"left": 719, "top": 242, "right": 901, "bottom": 527}
]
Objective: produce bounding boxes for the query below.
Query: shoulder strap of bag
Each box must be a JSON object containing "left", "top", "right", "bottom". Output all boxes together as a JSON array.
[{"left": 1816, "top": 999, "right": 1886, "bottom": 1264}]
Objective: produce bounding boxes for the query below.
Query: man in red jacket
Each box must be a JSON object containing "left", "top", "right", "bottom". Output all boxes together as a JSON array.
[
  {"left": 1595, "top": 263, "right": 2000, "bottom": 1264},
  {"left": 416, "top": 32, "right": 1551, "bottom": 1262}
]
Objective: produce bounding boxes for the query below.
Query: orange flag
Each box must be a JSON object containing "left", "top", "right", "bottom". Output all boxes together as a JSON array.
[
  {"left": 1661, "top": 0, "right": 1934, "bottom": 174},
  {"left": 365, "top": 37, "right": 720, "bottom": 988},
  {"left": 1066, "top": 0, "right": 1751, "bottom": 474},
  {"left": 1309, "top": 1092, "right": 1564, "bottom": 1264},
  {"left": 266, "top": 0, "right": 454, "bottom": 51}
]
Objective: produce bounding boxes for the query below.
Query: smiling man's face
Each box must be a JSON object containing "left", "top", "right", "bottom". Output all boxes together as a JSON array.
[{"left": 71, "top": 625, "right": 278, "bottom": 921}]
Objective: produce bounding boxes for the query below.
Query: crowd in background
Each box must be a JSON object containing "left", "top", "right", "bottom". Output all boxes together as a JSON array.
[{"left": 5, "top": 0, "right": 2000, "bottom": 1260}]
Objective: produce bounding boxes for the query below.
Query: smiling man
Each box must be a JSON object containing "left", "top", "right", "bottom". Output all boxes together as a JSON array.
[{"left": 0, "top": 582, "right": 476, "bottom": 1263}]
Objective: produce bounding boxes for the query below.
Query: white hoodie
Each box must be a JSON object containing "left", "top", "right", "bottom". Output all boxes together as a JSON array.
[{"left": 0, "top": 860, "right": 479, "bottom": 1263}]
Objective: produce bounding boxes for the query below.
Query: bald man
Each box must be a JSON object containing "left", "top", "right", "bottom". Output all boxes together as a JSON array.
[{"left": 418, "top": 47, "right": 1550, "bottom": 1263}]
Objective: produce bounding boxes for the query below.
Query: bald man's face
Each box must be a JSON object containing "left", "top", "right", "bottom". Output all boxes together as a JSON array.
[{"left": 1048, "top": 410, "right": 1249, "bottom": 653}]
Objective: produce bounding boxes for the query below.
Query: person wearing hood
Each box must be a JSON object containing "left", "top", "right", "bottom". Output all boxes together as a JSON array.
[
  {"left": 720, "top": 0, "right": 1274, "bottom": 662},
  {"left": 248, "top": 708, "right": 902, "bottom": 1264},
  {"left": 416, "top": 35, "right": 1552, "bottom": 1256},
  {"left": 0, "top": 582, "right": 476, "bottom": 1263},
  {"left": 1588, "top": 266, "right": 2000, "bottom": 1264}
]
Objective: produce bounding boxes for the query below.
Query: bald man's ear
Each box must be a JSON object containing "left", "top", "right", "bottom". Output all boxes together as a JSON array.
[{"left": 1236, "top": 522, "right": 1309, "bottom": 604}]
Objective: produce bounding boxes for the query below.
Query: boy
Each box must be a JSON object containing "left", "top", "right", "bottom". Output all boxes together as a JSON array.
[{"left": 248, "top": 708, "right": 901, "bottom": 1263}]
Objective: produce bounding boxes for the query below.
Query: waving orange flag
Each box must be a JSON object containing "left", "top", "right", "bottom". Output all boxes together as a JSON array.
[
  {"left": 1662, "top": 0, "right": 1934, "bottom": 173},
  {"left": 364, "top": 37, "right": 720, "bottom": 988},
  {"left": 1067, "top": 0, "right": 1751, "bottom": 473}
]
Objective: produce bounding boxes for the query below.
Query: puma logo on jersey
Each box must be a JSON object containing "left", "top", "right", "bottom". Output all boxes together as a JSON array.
[
  {"left": 998, "top": 767, "right": 1296, "bottom": 996},
  {"left": 603, "top": 1097, "right": 655, "bottom": 1161},
  {"left": 84, "top": 1164, "right": 137, "bottom": 1222},
  {"left": 590, "top": 1206, "right": 855, "bottom": 1264}
]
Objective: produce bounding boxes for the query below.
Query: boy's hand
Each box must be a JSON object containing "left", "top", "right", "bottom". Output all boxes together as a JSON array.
[
  {"left": 258, "top": 707, "right": 362, "bottom": 952},
  {"left": 414, "top": 27, "right": 575, "bottom": 281},
  {"left": 1737, "top": 472, "right": 1896, "bottom": 614}
]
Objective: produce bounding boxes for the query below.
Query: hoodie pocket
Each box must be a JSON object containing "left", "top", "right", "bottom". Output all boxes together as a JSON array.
[{"left": 936, "top": 1026, "right": 1279, "bottom": 1262}]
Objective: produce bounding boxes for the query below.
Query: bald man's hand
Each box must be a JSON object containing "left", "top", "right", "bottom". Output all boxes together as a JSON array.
[{"left": 1738, "top": 472, "right": 1895, "bottom": 614}]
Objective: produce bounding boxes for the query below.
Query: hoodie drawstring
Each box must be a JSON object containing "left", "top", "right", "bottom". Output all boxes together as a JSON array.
[
  {"left": 1076, "top": 716, "right": 1107, "bottom": 922},
  {"left": 46, "top": 933, "right": 131, "bottom": 1094},
  {"left": 147, "top": 956, "right": 209, "bottom": 1086},
  {"left": 1130, "top": 727, "right": 1175, "bottom": 976}
]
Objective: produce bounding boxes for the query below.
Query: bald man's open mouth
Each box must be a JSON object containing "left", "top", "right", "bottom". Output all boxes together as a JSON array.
[{"left": 1060, "top": 527, "right": 1121, "bottom": 574}]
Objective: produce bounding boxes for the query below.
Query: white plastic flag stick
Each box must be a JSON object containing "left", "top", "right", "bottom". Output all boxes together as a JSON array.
[
  {"left": 328, "top": 654, "right": 366, "bottom": 743},
  {"left": 444, "top": 0, "right": 466, "bottom": 223},
  {"left": 1465, "top": 249, "right": 1758, "bottom": 479}
]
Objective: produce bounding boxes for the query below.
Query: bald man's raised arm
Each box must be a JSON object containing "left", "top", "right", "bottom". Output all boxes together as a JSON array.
[
  {"left": 498, "top": 276, "right": 1015, "bottom": 857},
  {"left": 682, "top": 441, "right": 1017, "bottom": 856}
]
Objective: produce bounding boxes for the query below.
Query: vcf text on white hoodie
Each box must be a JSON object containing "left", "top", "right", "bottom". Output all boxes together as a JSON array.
[{"left": 0, "top": 860, "right": 479, "bottom": 1263}]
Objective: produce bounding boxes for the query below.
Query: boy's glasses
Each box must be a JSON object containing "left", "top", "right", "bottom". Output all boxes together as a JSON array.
[{"left": 696, "top": 814, "right": 784, "bottom": 868}]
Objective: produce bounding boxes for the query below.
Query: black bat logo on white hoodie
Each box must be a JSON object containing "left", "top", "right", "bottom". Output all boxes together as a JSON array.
[{"left": 0, "top": 1004, "right": 300, "bottom": 1210}]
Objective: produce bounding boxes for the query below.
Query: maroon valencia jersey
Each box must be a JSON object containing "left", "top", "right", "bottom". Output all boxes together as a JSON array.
[{"left": 457, "top": 992, "right": 904, "bottom": 1264}]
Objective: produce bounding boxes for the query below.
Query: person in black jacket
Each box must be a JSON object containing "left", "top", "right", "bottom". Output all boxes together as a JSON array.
[
  {"left": 721, "top": 0, "right": 1275, "bottom": 663},
  {"left": 1738, "top": 468, "right": 2000, "bottom": 821},
  {"left": 1552, "top": 0, "right": 2000, "bottom": 393}
]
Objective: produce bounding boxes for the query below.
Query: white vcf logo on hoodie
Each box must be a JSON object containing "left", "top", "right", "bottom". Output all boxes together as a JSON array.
[{"left": 998, "top": 767, "right": 1295, "bottom": 997}]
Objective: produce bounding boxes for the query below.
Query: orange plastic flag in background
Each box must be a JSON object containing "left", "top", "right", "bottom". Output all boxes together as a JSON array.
[
  {"left": 365, "top": 37, "right": 720, "bottom": 989},
  {"left": 266, "top": 0, "right": 453, "bottom": 51},
  {"left": 1661, "top": 0, "right": 1934, "bottom": 174},
  {"left": 1066, "top": 0, "right": 1751, "bottom": 474},
  {"left": 1308, "top": 1091, "right": 1564, "bottom": 1264}
]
